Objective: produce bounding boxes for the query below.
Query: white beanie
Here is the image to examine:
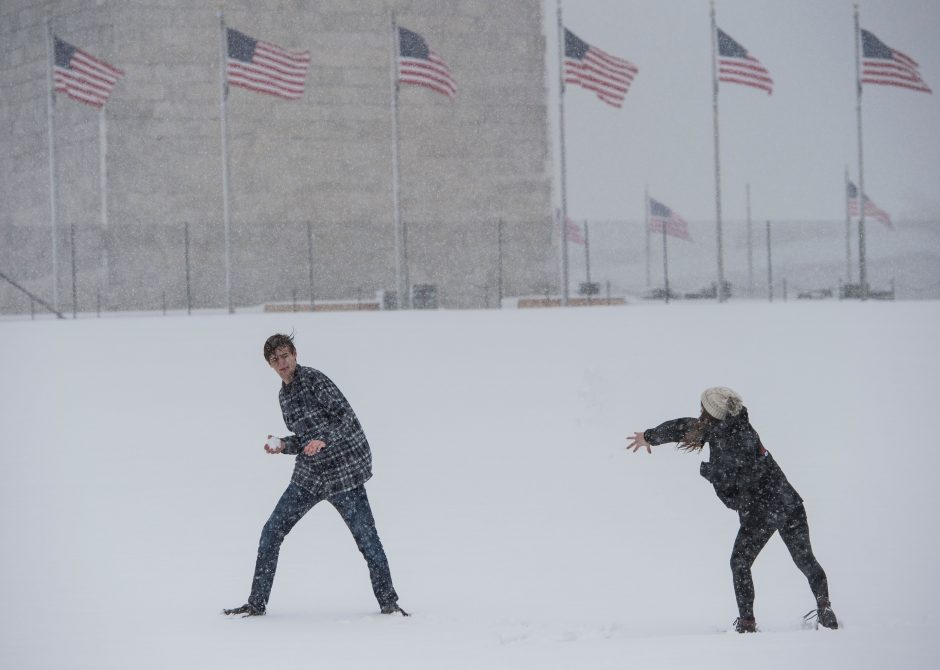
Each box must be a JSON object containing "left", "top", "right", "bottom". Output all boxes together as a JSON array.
[{"left": 701, "top": 387, "right": 744, "bottom": 420}]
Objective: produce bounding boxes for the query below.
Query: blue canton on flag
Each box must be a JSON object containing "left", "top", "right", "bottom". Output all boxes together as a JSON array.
[{"left": 716, "top": 28, "right": 772, "bottom": 95}]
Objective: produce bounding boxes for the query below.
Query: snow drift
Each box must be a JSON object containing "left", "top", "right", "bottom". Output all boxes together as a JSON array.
[{"left": 1, "top": 301, "right": 938, "bottom": 669}]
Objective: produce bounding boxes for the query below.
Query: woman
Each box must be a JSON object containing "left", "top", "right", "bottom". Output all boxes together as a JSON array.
[{"left": 627, "top": 387, "right": 838, "bottom": 633}]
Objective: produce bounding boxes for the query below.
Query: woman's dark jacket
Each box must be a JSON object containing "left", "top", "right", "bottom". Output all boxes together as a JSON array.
[{"left": 644, "top": 408, "right": 802, "bottom": 516}]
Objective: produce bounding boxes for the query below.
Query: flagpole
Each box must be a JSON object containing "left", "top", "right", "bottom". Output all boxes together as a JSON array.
[
  {"left": 644, "top": 185, "right": 651, "bottom": 287},
  {"left": 45, "top": 17, "right": 60, "bottom": 312},
  {"left": 70, "top": 219, "right": 78, "bottom": 318},
  {"left": 556, "top": 0, "right": 570, "bottom": 306},
  {"left": 853, "top": 4, "right": 868, "bottom": 300},
  {"left": 98, "top": 108, "right": 110, "bottom": 288},
  {"left": 710, "top": 1, "right": 726, "bottom": 303},
  {"left": 662, "top": 220, "right": 670, "bottom": 305},
  {"left": 218, "top": 9, "right": 233, "bottom": 313},
  {"left": 844, "top": 166, "right": 853, "bottom": 282},
  {"left": 746, "top": 183, "right": 753, "bottom": 296},
  {"left": 389, "top": 13, "right": 410, "bottom": 309}
]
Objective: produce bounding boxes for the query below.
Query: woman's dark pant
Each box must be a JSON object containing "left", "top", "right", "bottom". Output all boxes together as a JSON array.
[
  {"left": 730, "top": 503, "right": 829, "bottom": 618},
  {"left": 247, "top": 483, "right": 398, "bottom": 611}
]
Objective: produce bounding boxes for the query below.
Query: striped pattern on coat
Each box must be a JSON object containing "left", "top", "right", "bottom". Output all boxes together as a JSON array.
[{"left": 278, "top": 366, "right": 372, "bottom": 496}]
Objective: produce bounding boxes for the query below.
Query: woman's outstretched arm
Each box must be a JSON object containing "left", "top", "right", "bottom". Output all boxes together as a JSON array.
[{"left": 627, "top": 418, "right": 696, "bottom": 453}]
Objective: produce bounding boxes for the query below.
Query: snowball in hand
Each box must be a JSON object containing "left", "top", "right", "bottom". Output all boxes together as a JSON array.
[{"left": 266, "top": 436, "right": 283, "bottom": 450}]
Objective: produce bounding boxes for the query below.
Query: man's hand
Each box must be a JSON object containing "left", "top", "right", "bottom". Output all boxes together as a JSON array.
[
  {"left": 303, "top": 439, "right": 326, "bottom": 456},
  {"left": 627, "top": 431, "right": 652, "bottom": 454},
  {"left": 263, "top": 435, "right": 285, "bottom": 454}
]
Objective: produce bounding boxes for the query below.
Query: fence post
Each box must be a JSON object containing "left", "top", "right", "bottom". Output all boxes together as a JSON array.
[
  {"left": 306, "top": 222, "right": 315, "bottom": 310},
  {"left": 496, "top": 218, "right": 504, "bottom": 309},
  {"left": 766, "top": 220, "right": 773, "bottom": 303},
  {"left": 0, "top": 268, "right": 65, "bottom": 319},
  {"left": 70, "top": 219, "right": 78, "bottom": 319},
  {"left": 584, "top": 220, "right": 592, "bottom": 306},
  {"left": 184, "top": 222, "right": 192, "bottom": 315}
]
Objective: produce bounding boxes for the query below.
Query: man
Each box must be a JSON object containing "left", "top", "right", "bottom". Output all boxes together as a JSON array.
[{"left": 224, "top": 333, "right": 407, "bottom": 617}]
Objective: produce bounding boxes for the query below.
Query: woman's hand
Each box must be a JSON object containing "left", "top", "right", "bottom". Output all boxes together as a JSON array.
[{"left": 626, "top": 431, "right": 652, "bottom": 454}]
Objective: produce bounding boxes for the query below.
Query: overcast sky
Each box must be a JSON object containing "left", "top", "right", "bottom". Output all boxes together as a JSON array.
[{"left": 545, "top": 0, "right": 940, "bottom": 224}]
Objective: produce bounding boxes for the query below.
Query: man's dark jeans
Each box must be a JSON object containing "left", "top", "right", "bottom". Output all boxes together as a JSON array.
[{"left": 248, "top": 483, "right": 398, "bottom": 611}]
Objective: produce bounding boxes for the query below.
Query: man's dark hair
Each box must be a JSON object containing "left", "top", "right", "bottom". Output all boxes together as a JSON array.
[{"left": 263, "top": 333, "right": 296, "bottom": 361}]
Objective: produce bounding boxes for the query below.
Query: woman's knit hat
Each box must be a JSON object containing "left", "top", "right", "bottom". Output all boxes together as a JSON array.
[{"left": 701, "top": 387, "right": 744, "bottom": 420}]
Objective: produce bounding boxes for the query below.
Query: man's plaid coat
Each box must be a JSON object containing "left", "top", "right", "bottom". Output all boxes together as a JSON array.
[{"left": 278, "top": 366, "right": 373, "bottom": 496}]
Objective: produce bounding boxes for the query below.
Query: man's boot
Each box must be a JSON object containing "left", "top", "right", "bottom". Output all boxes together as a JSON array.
[
  {"left": 222, "top": 603, "right": 265, "bottom": 617},
  {"left": 734, "top": 615, "right": 757, "bottom": 633}
]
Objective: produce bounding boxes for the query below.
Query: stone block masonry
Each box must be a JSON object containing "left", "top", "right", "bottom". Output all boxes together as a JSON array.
[{"left": 0, "top": 0, "right": 557, "bottom": 313}]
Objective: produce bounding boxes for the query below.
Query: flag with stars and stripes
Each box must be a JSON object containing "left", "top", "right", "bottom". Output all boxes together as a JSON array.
[
  {"left": 716, "top": 28, "right": 773, "bottom": 95},
  {"left": 53, "top": 37, "right": 124, "bottom": 108},
  {"left": 649, "top": 198, "right": 691, "bottom": 240},
  {"left": 563, "top": 28, "right": 637, "bottom": 108},
  {"left": 847, "top": 181, "right": 892, "bottom": 228},
  {"left": 226, "top": 28, "right": 310, "bottom": 100},
  {"left": 397, "top": 27, "right": 457, "bottom": 98},
  {"left": 861, "top": 29, "right": 931, "bottom": 94}
]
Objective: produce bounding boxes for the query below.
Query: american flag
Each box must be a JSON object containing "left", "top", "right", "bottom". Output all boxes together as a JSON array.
[
  {"left": 649, "top": 198, "right": 691, "bottom": 241},
  {"left": 563, "top": 217, "right": 585, "bottom": 244},
  {"left": 226, "top": 28, "right": 310, "bottom": 100},
  {"left": 847, "top": 181, "right": 892, "bottom": 229},
  {"left": 861, "top": 29, "right": 931, "bottom": 94},
  {"left": 53, "top": 37, "right": 124, "bottom": 109},
  {"left": 716, "top": 28, "right": 773, "bottom": 95},
  {"left": 398, "top": 27, "right": 456, "bottom": 98},
  {"left": 563, "top": 29, "right": 637, "bottom": 108}
]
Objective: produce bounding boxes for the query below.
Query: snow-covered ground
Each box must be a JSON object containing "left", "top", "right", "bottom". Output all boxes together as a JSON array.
[{"left": 1, "top": 301, "right": 938, "bottom": 669}]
